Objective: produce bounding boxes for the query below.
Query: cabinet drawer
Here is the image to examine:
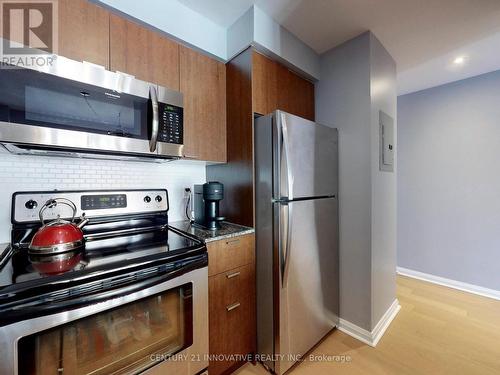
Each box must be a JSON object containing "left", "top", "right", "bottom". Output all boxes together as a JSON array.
[
  {"left": 209, "top": 263, "right": 253, "bottom": 307},
  {"left": 207, "top": 234, "right": 254, "bottom": 276},
  {"left": 209, "top": 263, "right": 255, "bottom": 375}
]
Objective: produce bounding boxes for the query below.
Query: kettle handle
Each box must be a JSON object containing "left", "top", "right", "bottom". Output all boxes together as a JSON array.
[{"left": 39, "top": 198, "right": 77, "bottom": 225}]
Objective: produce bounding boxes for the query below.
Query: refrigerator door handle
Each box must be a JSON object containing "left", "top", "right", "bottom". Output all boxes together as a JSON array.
[
  {"left": 281, "top": 202, "right": 293, "bottom": 288},
  {"left": 280, "top": 112, "right": 294, "bottom": 201}
]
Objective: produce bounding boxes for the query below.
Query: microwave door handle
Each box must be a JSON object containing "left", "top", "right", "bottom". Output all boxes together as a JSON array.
[{"left": 149, "top": 85, "right": 159, "bottom": 152}]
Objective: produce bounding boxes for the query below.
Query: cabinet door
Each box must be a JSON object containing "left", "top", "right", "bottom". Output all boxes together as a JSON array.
[
  {"left": 209, "top": 263, "right": 256, "bottom": 375},
  {"left": 252, "top": 50, "right": 315, "bottom": 121},
  {"left": 207, "top": 234, "right": 255, "bottom": 277},
  {"left": 180, "top": 46, "right": 226, "bottom": 162},
  {"left": 109, "top": 15, "right": 179, "bottom": 90},
  {"left": 252, "top": 51, "right": 278, "bottom": 116},
  {"left": 277, "top": 64, "right": 315, "bottom": 121},
  {"left": 58, "top": 0, "right": 109, "bottom": 67}
]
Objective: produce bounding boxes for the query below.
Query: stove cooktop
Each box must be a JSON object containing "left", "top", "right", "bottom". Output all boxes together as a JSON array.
[
  {"left": 0, "top": 189, "right": 207, "bottom": 326},
  {"left": 0, "top": 216, "right": 204, "bottom": 291}
]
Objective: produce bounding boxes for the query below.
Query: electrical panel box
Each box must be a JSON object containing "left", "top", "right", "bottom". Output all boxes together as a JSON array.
[{"left": 379, "top": 110, "right": 394, "bottom": 172}]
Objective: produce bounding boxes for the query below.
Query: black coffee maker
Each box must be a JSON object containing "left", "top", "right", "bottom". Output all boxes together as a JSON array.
[{"left": 194, "top": 182, "right": 225, "bottom": 230}]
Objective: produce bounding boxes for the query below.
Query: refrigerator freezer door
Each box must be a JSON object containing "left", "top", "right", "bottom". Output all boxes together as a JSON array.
[
  {"left": 275, "top": 111, "right": 338, "bottom": 200},
  {"left": 275, "top": 197, "right": 339, "bottom": 375}
]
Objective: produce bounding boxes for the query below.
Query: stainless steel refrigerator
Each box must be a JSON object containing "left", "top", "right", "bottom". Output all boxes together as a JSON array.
[{"left": 254, "top": 110, "right": 339, "bottom": 374}]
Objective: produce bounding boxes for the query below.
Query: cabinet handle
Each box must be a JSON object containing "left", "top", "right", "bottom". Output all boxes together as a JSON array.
[
  {"left": 226, "top": 238, "right": 240, "bottom": 246},
  {"left": 226, "top": 302, "right": 241, "bottom": 312},
  {"left": 226, "top": 271, "right": 240, "bottom": 279},
  {"left": 183, "top": 154, "right": 199, "bottom": 160}
]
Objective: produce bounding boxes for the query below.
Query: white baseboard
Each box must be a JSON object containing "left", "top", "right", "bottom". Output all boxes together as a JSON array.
[
  {"left": 397, "top": 267, "right": 500, "bottom": 301},
  {"left": 337, "top": 298, "right": 401, "bottom": 347}
]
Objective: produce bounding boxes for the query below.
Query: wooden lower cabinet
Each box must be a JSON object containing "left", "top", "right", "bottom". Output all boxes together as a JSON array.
[
  {"left": 207, "top": 234, "right": 255, "bottom": 375},
  {"left": 208, "top": 235, "right": 254, "bottom": 277}
]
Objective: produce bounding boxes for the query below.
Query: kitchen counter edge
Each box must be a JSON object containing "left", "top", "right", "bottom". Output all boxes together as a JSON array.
[{"left": 169, "top": 220, "right": 254, "bottom": 243}]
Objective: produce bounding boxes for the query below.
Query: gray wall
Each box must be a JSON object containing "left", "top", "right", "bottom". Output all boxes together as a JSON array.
[
  {"left": 398, "top": 70, "right": 500, "bottom": 291},
  {"left": 369, "top": 34, "right": 397, "bottom": 328},
  {"left": 316, "top": 33, "right": 372, "bottom": 330},
  {"left": 315, "top": 32, "right": 397, "bottom": 331}
]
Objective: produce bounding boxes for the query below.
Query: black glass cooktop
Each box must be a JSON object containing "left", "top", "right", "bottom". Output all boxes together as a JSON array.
[{"left": 0, "top": 215, "right": 204, "bottom": 291}]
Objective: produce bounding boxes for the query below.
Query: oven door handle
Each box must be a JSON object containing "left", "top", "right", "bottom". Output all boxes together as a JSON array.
[
  {"left": 0, "top": 252, "right": 208, "bottom": 327},
  {"left": 149, "top": 85, "right": 159, "bottom": 152}
]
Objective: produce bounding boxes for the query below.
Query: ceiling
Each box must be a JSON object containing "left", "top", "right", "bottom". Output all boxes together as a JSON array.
[{"left": 178, "top": 0, "right": 500, "bottom": 94}]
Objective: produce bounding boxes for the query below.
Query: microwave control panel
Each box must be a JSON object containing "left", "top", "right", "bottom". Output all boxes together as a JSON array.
[{"left": 159, "top": 104, "right": 183, "bottom": 145}]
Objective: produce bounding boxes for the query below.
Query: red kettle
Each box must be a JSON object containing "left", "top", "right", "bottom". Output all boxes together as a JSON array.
[{"left": 29, "top": 198, "right": 89, "bottom": 255}]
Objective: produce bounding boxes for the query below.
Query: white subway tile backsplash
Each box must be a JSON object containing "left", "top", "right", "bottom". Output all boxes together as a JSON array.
[{"left": 0, "top": 154, "right": 207, "bottom": 243}]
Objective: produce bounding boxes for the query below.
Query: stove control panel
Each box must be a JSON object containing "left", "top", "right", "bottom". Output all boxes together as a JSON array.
[
  {"left": 12, "top": 190, "right": 169, "bottom": 223},
  {"left": 81, "top": 194, "right": 127, "bottom": 210}
]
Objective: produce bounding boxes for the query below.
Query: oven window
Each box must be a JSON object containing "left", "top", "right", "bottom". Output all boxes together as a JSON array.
[{"left": 18, "top": 283, "right": 193, "bottom": 375}]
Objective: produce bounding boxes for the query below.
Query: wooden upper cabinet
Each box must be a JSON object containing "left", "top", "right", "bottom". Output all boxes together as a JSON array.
[
  {"left": 252, "top": 51, "right": 278, "bottom": 116},
  {"left": 109, "top": 15, "right": 179, "bottom": 90},
  {"left": 277, "top": 64, "right": 315, "bottom": 121},
  {"left": 180, "top": 46, "right": 226, "bottom": 162},
  {"left": 251, "top": 50, "right": 315, "bottom": 121},
  {"left": 57, "top": 0, "right": 110, "bottom": 68}
]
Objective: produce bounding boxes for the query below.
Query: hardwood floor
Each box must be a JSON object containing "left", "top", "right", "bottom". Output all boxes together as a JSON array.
[{"left": 234, "top": 275, "right": 500, "bottom": 375}]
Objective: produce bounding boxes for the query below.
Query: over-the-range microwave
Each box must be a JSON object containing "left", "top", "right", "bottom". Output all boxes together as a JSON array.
[{"left": 0, "top": 56, "right": 184, "bottom": 160}]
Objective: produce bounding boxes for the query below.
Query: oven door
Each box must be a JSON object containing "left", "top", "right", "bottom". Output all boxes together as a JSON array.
[{"left": 0, "top": 258, "right": 208, "bottom": 375}]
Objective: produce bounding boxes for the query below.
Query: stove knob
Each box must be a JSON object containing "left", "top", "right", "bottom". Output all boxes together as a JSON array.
[
  {"left": 155, "top": 195, "right": 163, "bottom": 203},
  {"left": 25, "top": 200, "right": 38, "bottom": 209},
  {"left": 144, "top": 196, "right": 151, "bottom": 203}
]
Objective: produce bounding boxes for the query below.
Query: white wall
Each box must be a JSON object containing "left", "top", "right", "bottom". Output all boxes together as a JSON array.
[
  {"left": 252, "top": 5, "right": 320, "bottom": 80},
  {"left": 398, "top": 70, "right": 500, "bottom": 291},
  {"left": 227, "top": 6, "right": 254, "bottom": 60},
  {"left": 96, "top": 0, "right": 227, "bottom": 59},
  {"left": 96, "top": 1, "right": 321, "bottom": 80},
  {"left": 0, "top": 154, "right": 206, "bottom": 243},
  {"left": 97, "top": 0, "right": 321, "bottom": 80},
  {"left": 226, "top": 5, "right": 320, "bottom": 80}
]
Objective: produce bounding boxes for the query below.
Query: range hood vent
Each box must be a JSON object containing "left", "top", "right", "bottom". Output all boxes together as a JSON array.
[{"left": 1, "top": 143, "right": 177, "bottom": 163}]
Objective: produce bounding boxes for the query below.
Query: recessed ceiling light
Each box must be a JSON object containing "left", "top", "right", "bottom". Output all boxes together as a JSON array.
[{"left": 453, "top": 56, "right": 466, "bottom": 65}]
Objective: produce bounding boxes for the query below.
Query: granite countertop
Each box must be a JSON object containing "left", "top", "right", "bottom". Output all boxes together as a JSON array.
[{"left": 169, "top": 220, "right": 254, "bottom": 243}]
